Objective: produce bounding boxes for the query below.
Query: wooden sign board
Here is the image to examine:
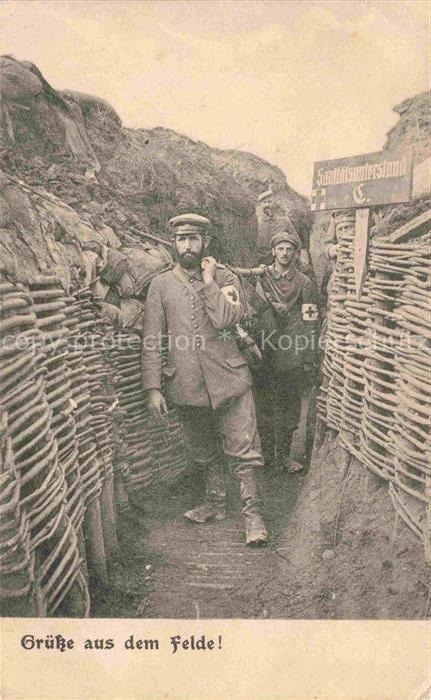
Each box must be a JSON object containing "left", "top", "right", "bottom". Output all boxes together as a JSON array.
[
  {"left": 310, "top": 148, "right": 414, "bottom": 300},
  {"left": 311, "top": 149, "right": 413, "bottom": 212}
]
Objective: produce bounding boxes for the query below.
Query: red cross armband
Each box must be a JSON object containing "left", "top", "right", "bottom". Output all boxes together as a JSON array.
[
  {"left": 302, "top": 303, "right": 318, "bottom": 321},
  {"left": 221, "top": 284, "right": 241, "bottom": 307}
]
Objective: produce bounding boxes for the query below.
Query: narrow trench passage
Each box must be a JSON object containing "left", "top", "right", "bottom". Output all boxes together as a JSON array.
[{"left": 92, "top": 467, "right": 304, "bottom": 619}]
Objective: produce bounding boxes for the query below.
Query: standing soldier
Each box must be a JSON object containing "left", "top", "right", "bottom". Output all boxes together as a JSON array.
[
  {"left": 316, "top": 209, "right": 356, "bottom": 313},
  {"left": 254, "top": 231, "right": 320, "bottom": 472},
  {"left": 141, "top": 213, "right": 268, "bottom": 546}
]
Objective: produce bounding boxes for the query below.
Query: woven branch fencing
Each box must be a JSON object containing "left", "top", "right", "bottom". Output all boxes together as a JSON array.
[
  {"left": 318, "top": 222, "right": 431, "bottom": 562},
  {"left": 0, "top": 276, "right": 188, "bottom": 617}
]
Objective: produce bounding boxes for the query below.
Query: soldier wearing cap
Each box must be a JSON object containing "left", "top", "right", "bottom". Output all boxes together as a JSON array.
[
  {"left": 316, "top": 209, "right": 356, "bottom": 310},
  {"left": 254, "top": 230, "right": 320, "bottom": 472},
  {"left": 142, "top": 213, "right": 268, "bottom": 546},
  {"left": 324, "top": 209, "right": 355, "bottom": 267}
]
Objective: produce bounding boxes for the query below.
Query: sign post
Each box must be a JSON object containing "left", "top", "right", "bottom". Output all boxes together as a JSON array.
[
  {"left": 354, "top": 207, "right": 370, "bottom": 301},
  {"left": 311, "top": 149, "right": 413, "bottom": 299}
]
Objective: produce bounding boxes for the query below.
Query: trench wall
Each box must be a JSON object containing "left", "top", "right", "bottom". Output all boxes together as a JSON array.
[
  {"left": 317, "top": 220, "right": 430, "bottom": 562},
  {"left": 0, "top": 276, "right": 187, "bottom": 617}
]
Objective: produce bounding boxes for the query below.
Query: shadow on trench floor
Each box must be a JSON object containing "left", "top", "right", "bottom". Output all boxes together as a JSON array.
[{"left": 92, "top": 465, "right": 304, "bottom": 619}]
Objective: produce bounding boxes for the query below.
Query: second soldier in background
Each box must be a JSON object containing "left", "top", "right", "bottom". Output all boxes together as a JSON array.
[{"left": 253, "top": 231, "right": 320, "bottom": 472}]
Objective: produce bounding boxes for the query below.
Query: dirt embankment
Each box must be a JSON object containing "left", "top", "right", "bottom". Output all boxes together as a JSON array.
[
  {"left": 0, "top": 55, "right": 308, "bottom": 267},
  {"left": 259, "top": 432, "right": 430, "bottom": 620}
]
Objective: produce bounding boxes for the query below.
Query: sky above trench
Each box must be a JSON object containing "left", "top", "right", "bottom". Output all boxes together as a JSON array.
[{"left": 1, "top": 0, "right": 429, "bottom": 196}]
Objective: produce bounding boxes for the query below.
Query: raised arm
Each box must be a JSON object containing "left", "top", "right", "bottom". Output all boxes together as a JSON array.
[{"left": 201, "top": 258, "right": 244, "bottom": 330}]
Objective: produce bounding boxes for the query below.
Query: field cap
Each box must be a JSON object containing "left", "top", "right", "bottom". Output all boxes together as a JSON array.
[
  {"left": 271, "top": 231, "right": 301, "bottom": 249},
  {"left": 332, "top": 209, "right": 355, "bottom": 227},
  {"left": 169, "top": 213, "right": 210, "bottom": 236}
]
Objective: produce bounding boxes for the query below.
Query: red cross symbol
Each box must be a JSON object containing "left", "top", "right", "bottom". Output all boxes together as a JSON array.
[
  {"left": 222, "top": 285, "right": 240, "bottom": 306},
  {"left": 302, "top": 303, "right": 318, "bottom": 320},
  {"left": 311, "top": 188, "right": 326, "bottom": 211}
]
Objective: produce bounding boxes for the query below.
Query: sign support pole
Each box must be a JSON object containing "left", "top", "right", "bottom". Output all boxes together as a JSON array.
[{"left": 354, "top": 207, "right": 370, "bottom": 301}]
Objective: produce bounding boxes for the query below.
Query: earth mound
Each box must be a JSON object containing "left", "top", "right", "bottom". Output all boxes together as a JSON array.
[{"left": 1, "top": 55, "right": 308, "bottom": 266}]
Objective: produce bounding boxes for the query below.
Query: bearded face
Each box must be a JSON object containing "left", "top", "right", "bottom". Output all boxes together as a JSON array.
[{"left": 174, "top": 233, "right": 206, "bottom": 269}]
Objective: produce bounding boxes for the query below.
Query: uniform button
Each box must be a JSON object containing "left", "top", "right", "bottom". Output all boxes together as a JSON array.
[{"left": 193, "top": 323, "right": 198, "bottom": 329}]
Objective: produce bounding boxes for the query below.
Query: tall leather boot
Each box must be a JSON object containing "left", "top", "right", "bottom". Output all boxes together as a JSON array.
[
  {"left": 275, "top": 429, "right": 293, "bottom": 470},
  {"left": 184, "top": 459, "right": 226, "bottom": 523},
  {"left": 274, "top": 376, "right": 303, "bottom": 473},
  {"left": 260, "top": 428, "right": 276, "bottom": 468},
  {"left": 234, "top": 464, "right": 268, "bottom": 546}
]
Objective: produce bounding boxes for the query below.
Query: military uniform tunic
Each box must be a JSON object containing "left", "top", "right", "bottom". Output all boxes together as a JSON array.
[
  {"left": 142, "top": 264, "right": 252, "bottom": 408},
  {"left": 257, "top": 264, "right": 319, "bottom": 373}
]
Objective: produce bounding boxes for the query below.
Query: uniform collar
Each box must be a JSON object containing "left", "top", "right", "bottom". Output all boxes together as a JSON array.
[
  {"left": 270, "top": 263, "right": 297, "bottom": 280},
  {"left": 173, "top": 263, "right": 203, "bottom": 286},
  {"left": 185, "top": 269, "right": 203, "bottom": 282}
]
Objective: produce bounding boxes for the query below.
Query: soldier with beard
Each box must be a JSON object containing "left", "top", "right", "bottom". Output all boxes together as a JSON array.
[{"left": 142, "top": 213, "right": 268, "bottom": 546}]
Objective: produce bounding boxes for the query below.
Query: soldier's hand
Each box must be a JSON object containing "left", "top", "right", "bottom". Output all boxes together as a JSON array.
[
  {"left": 146, "top": 389, "right": 168, "bottom": 420},
  {"left": 201, "top": 256, "right": 217, "bottom": 282},
  {"left": 327, "top": 243, "right": 341, "bottom": 260}
]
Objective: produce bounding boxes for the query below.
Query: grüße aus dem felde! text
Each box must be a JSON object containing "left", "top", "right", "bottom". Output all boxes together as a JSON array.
[{"left": 20, "top": 633, "right": 223, "bottom": 653}]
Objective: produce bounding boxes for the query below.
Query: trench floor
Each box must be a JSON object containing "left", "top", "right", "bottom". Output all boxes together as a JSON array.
[{"left": 92, "top": 467, "right": 304, "bottom": 619}]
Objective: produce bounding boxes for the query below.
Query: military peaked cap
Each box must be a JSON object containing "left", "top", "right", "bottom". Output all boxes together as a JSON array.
[
  {"left": 169, "top": 213, "right": 210, "bottom": 235},
  {"left": 332, "top": 209, "right": 355, "bottom": 226},
  {"left": 271, "top": 231, "right": 301, "bottom": 249}
]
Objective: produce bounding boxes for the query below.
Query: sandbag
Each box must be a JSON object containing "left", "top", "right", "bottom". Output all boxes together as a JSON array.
[
  {"left": 117, "top": 245, "right": 172, "bottom": 297},
  {"left": 100, "top": 244, "right": 171, "bottom": 297},
  {"left": 100, "top": 248, "right": 129, "bottom": 285}
]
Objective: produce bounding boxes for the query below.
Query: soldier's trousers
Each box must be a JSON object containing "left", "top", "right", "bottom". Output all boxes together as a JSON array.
[
  {"left": 178, "top": 388, "right": 264, "bottom": 516},
  {"left": 255, "top": 367, "right": 303, "bottom": 463}
]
